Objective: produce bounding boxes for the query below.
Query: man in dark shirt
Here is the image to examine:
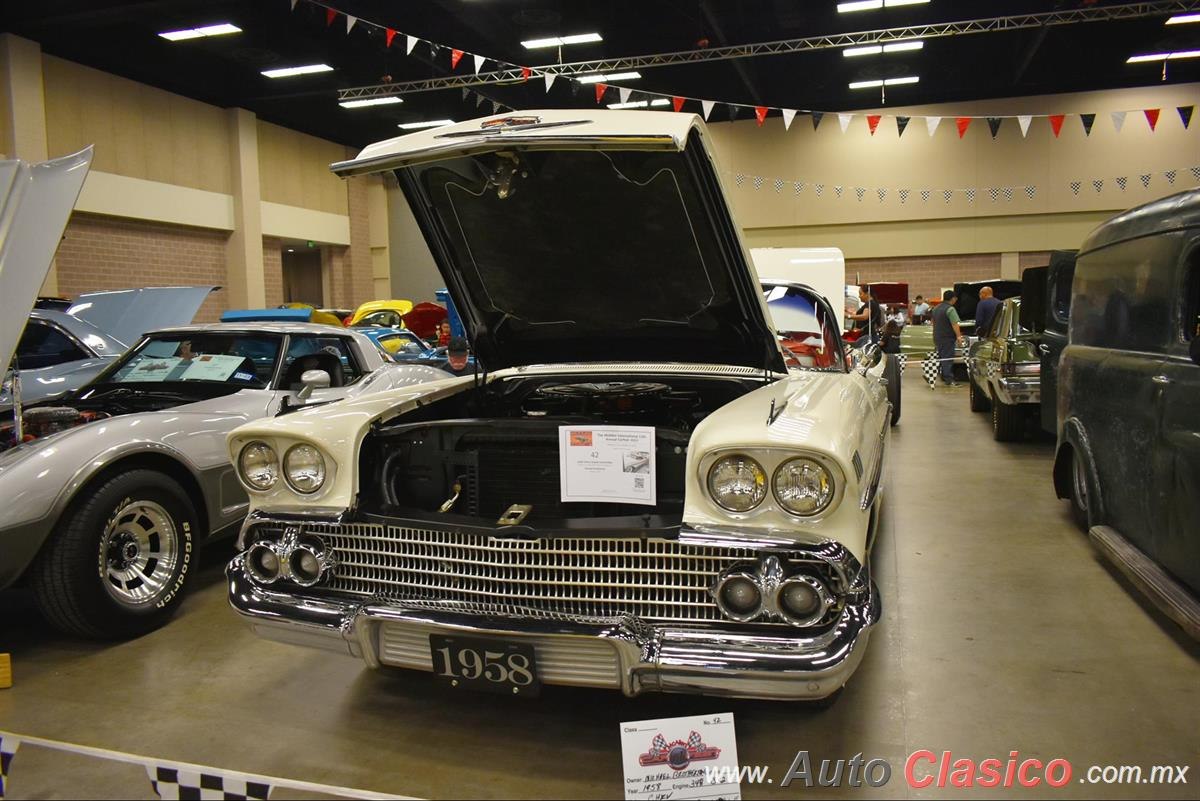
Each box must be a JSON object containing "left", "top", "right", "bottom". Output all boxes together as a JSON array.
[
  {"left": 931, "top": 289, "right": 964, "bottom": 386},
  {"left": 848, "top": 285, "right": 884, "bottom": 346},
  {"left": 974, "top": 286, "right": 1002, "bottom": 338}
]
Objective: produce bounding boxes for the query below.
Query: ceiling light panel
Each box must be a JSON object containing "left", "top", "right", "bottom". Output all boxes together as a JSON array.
[
  {"left": 1127, "top": 50, "right": 1200, "bottom": 62},
  {"left": 1166, "top": 13, "right": 1200, "bottom": 23},
  {"left": 339, "top": 97, "right": 403, "bottom": 109},
  {"left": 262, "top": 64, "right": 334, "bottom": 78},
  {"left": 521, "top": 32, "right": 602, "bottom": 49},
  {"left": 159, "top": 23, "right": 241, "bottom": 41},
  {"left": 397, "top": 120, "right": 455, "bottom": 129},
  {"left": 576, "top": 71, "right": 642, "bottom": 84},
  {"left": 844, "top": 40, "right": 923, "bottom": 57}
]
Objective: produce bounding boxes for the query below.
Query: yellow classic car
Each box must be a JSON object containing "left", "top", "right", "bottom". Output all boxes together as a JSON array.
[{"left": 348, "top": 299, "right": 415, "bottom": 328}]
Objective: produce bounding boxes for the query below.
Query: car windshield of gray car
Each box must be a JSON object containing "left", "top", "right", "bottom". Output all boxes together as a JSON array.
[{"left": 97, "top": 334, "right": 280, "bottom": 389}]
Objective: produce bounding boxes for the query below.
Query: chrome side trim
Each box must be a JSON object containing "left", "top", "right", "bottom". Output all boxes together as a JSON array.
[{"left": 860, "top": 411, "right": 889, "bottom": 511}]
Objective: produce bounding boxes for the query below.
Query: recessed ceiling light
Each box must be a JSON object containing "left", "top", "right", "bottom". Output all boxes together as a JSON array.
[
  {"left": 521, "top": 32, "right": 603, "bottom": 49},
  {"left": 1127, "top": 50, "right": 1200, "bottom": 63},
  {"left": 159, "top": 23, "right": 241, "bottom": 41},
  {"left": 838, "top": 0, "right": 929, "bottom": 11},
  {"left": 844, "top": 45, "right": 884, "bottom": 57},
  {"left": 1166, "top": 13, "right": 1200, "bottom": 24},
  {"left": 261, "top": 64, "right": 334, "bottom": 78},
  {"left": 397, "top": 120, "right": 456, "bottom": 129},
  {"left": 849, "top": 75, "right": 919, "bottom": 88},
  {"left": 607, "top": 99, "right": 671, "bottom": 109},
  {"left": 577, "top": 71, "right": 641, "bottom": 84},
  {"left": 339, "top": 96, "right": 404, "bottom": 109},
  {"left": 843, "top": 40, "right": 924, "bottom": 57}
]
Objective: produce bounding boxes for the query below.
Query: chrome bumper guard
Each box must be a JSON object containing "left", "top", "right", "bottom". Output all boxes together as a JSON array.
[
  {"left": 997, "top": 376, "right": 1041, "bottom": 405},
  {"left": 226, "top": 554, "right": 880, "bottom": 701}
]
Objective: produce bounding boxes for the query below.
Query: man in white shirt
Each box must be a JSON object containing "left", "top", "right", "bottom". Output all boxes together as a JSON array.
[{"left": 912, "top": 295, "right": 930, "bottom": 324}]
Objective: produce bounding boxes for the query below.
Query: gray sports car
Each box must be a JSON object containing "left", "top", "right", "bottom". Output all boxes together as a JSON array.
[{"left": 0, "top": 148, "right": 454, "bottom": 638}]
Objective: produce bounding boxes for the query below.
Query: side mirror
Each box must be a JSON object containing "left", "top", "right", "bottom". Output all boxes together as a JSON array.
[
  {"left": 1190, "top": 336, "right": 1200, "bottom": 368},
  {"left": 296, "top": 369, "right": 331, "bottom": 401},
  {"left": 855, "top": 343, "right": 883, "bottom": 374}
]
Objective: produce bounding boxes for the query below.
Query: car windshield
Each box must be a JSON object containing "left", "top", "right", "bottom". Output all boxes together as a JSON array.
[
  {"left": 762, "top": 285, "right": 846, "bottom": 371},
  {"left": 99, "top": 334, "right": 281, "bottom": 389}
]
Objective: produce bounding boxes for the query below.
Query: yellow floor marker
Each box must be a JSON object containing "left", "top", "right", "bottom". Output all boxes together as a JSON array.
[{"left": 0, "top": 653, "right": 11, "bottom": 688}]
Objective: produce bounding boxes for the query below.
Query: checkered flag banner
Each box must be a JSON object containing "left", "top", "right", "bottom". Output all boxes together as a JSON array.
[
  {"left": 1116, "top": 176, "right": 1128, "bottom": 192},
  {"left": 1093, "top": 179, "right": 1104, "bottom": 193},
  {"left": 734, "top": 172, "right": 745, "bottom": 187},
  {"left": 987, "top": 187, "right": 1000, "bottom": 203},
  {"left": 855, "top": 187, "right": 866, "bottom": 201},
  {"left": 0, "top": 735, "right": 19, "bottom": 800},
  {"left": 814, "top": 183, "right": 824, "bottom": 196},
  {"left": 965, "top": 188, "right": 977, "bottom": 204},
  {"left": 1165, "top": 169, "right": 1177, "bottom": 185},
  {"left": 921, "top": 352, "right": 940, "bottom": 389},
  {"left": 794, "top": 181, "right": 805, "bottom": 194},
  {"left": 1003, "top": 187, "right": 1014, "bottom": 202},
  {"left": 1192, "top": 166, "right": 1200, "bottom": 182},
  {"left": 773, "top": 178, "right": 784, "bottom": 193},
  {"left": 896, "top": 353, "right": 907, "bottom": 374},
  {"left": 1024, "top": 185, "right": 1037, "bottom": 200},
  {"left": 834, "top": 185, "right": 844, "bottom": 198},
  {"left": 148, "top": 765, "right": 271, "bottom": 800},
  {"left": 943, "top": 189, "right": 954, "bottom": 204},
  {"left": 753, "top": 175, "right": 764, "bottom": 191},
  {"left": 921, "top": 189, "right": 931, "bottom": 203},
  {"left": 899, "top": 188, "right": 910, "bottom": 204},
  {"left": 1070, "top": 180, "right": 1082, "bottom": 195},
  {"left": 877, "top": 187, "right": 888, "bottom": 202}
]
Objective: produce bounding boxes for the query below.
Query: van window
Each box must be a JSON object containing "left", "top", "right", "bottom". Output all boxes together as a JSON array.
[
  {"left": 1052, "top": 263, "right": 1075, "bottom": 325},
  {"left": 1184, "top": 250, "right": 1200, "bottom": 341}
]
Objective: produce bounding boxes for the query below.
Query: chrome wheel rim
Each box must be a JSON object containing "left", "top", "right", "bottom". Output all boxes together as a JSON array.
[
  {"left": 101, "top": 500, "right": 179, "bottom": 607},
  {"left": 1072, "top": 454, "right": 1089, "bottom": 513}
]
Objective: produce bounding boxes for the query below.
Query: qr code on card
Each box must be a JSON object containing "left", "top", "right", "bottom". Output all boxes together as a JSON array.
[{"left": 633, "top": 477, "right": 645, "bottom": 489}]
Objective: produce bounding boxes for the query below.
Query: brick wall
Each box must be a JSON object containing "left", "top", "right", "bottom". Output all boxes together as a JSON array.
[
  {"left": 55, "top": 213, "right": 230, "bottom": 323},
  {"left": 845, "top": 252, "right": 1003, "bottom": 301},
  {"left": 263, "top": 236, "right": 283, "bottom": 308},
  {"left": 1019, "top": 250, "right": 1053, "bottom": 270}
]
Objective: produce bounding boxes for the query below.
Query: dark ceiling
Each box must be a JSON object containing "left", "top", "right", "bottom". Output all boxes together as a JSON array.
[{"left": 4, "top": 0, "right": 1199, "bottom": 149}]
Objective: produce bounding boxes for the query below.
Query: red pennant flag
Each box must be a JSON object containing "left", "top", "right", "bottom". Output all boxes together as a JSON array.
[
  {"left": 956, "top": 117, "right": 972, "bottom": 138},
  {"left": 385, "top": 28, "right": 397, "bottom": 48},
  {"left": 450, "top": 49, "right": 464, "bottom": 69},
  {"left": 755, "top": 106, "right": 769, "bottom": 126},
  {"left": 672, "top": 96, "right": 685, "bottom": 113},
  {"left": 1049, "top": 114, "right": 1066, "bottom": 138},
  {"left": 521, "top": 66, "right": 532, "bottom": 81},
  {"left": 595, "top": 83, "right": 608, "bottom": 104},
  {"left": 325, "top": 7, "right": 337, "bottom": 26},
  {"left": 867, "top": 115, "right": 882, "bottom": 136},
  {"left": 1144, "top": 108, "right": 1160, "bottom": 131}
]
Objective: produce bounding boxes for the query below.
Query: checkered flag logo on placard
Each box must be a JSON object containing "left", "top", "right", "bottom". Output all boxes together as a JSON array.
[
  {"left": 987, "top": 188, "right": 1000, "bottom": 203},
  {"left": 965, "top": 188, "right": 977, "bottom": 204},
  {"left": 773, "top": 178, "right": 784, "bottom": 193},
  {"left": 877, "top": 188, "right": 888, "bottom": 203},
  {"left": 943, "top": 189, "right": 954, "bottom": 204},
  {"left": 794, "top": 181, "right": 805, "bottom": 195},
  {"left": 921, "top": 352, "right": 940, "bottom": 389},
  {"left": 1092, "top": 179, "right": 1104, "bottom": 193},
  {"left": 1116, "top": 176, "right": 1128, "bottom": 192},
  {"left": 1024, "top": 185, "right": 1037, "bottom": 200},
  {"left": 1070, "top": 181, "right": 1082, "bottom": 195},
  {"left": 1003, "top": 187, "right": 1014, "bottom": 202},
  {"left": 735, "top": 173, "right": 745, "bottom": 187},
  {"left": 896, "top": 353, "right": 907, "bottom": 374},
  {"left": 855, "top": 187, "right": 866, "bottom": 202},
  {"left": 921, "top": 189, "right": 931, "bottom": 203},
  {"left": 652, "top": 734, "right": 668, "bottom": 751},
  {"left": 688, "top": 731, "right": 704, "bottom": 749},
  {"left": 147, "top": 765, "right": 271, "bottom": 801},
  {"left": 1165, "top": 170, "right": 1177, "bottom": 185},
  {"left": 986, "top": 361, "right": 997, "bottom": 380},
  {"left": 1, "top": 734, "right": 20, "bottom": 800},
  {"left": 1140, "top": 173, "right": 1152, "bottom": 189},
  {"left": 899, "top": 188, "right": 910, "bottom": 204},
  {"left": 753, "top": 175, "right": 764, "bottom": 191}
]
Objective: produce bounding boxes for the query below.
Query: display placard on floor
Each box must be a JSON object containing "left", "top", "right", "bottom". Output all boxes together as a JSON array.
[{"left": 619, "top": 713, "right": 741, "bottom": 800}]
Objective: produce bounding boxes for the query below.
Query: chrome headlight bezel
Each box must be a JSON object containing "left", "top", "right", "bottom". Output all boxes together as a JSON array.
[
  {"left": 772, "top": 457, "right": 837, "bottom": 517},
  {"left": 706, "top": 453, "right": 768, "bottom": 513},
  {"left": 283, "top": 443, "right": 327, "bottom": 495},
  {"left": 700, "top": 448, "right": 847, "bottom": 521},
  {"left": 238, "top": 441, "right": 279, "bottom": 491}
]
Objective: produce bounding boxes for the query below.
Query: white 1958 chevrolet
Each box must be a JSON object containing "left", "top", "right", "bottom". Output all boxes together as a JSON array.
[{"left": 225, "top": 110, "right": 891, "bottom": 701}]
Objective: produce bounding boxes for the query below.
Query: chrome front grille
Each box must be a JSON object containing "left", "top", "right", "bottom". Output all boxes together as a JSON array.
[
  {"left": 378, "top": 622, "right": 621, "bottom": 688},
  {"left": 262, "top": 521, "right": 841, "bottom": 626}
]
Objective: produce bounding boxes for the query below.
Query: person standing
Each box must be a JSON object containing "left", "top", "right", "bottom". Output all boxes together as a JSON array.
[
  {"left": 931, "top": 289, "right": 964, "bottom": 386},
  {"left": 912, "top": 295, "right": 930, "bottom": 324},
  {"left": 848, "top": 285, "right": 884, "bottom": 346},
  {"left": 974, "top": 286, "right": 1001, "bottom": 337}
]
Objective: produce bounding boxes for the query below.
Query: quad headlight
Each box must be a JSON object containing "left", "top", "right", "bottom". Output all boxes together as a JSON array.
[
  {"left": 283, "top": 444, "right": 327, "bottom": 494},
  {"left": 238, "top": 441, "right": 279, "bottom": 491},
  {"left": 707, "top": 454, "right": 768, "bottom": 512},
  {"left": 773, "top": 458, "right": 835, "bottom": 517}
]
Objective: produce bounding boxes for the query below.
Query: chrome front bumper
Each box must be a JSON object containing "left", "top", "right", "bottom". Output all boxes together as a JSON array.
[
  {"left": 996, "top": 375, "right": 1041, "bottom": 405},
  {"left": 226, "top": 556, "right": 879, "bottom": 700}
]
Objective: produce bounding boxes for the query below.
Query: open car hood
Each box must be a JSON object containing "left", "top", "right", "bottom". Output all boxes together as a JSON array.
[
  {"left": 0, "top": 148, "right": 93, "bottom": 374},
  {"left": 334, "top": 111, "right": 786, "bottom": 373},
  {"left": 66, "top": 285, "right": 218, "bottom": 348}
]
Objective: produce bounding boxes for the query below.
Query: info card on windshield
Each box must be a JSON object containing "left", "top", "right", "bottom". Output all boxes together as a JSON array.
[{"left": 559, "top": 425, "right": 656, "bottom": 506}]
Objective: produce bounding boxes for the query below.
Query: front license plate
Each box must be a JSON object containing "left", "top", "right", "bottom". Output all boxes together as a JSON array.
[{"left": 429, "top": 634, "right": 541, "bottom": 697}]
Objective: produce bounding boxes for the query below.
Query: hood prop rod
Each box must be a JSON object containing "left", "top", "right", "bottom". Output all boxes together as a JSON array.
[{"left": 9, "top": 358, "right": 24, "bottom": 445}]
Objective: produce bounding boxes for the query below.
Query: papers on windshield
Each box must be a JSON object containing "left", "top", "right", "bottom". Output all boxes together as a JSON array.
[
  {"left": 559, "top": 425, "right": 656, "bottom": 506},
  {"left": 118, "top": 353, "right": 246, "bottom": 383}
]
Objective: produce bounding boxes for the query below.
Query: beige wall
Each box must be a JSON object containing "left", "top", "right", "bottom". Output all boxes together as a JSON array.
[
  {"left": 257, "top": 121, "right": 349, "bottom": 215},
  {"left": 708, "top": 82, "right": 1200, "bottom": 258}
]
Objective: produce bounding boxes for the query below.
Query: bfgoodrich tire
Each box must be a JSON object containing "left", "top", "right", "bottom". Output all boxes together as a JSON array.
[
  {"left": 969, "top": 374, "right": 991, "bottom": 412},
  {"left": 991, "top": 393, "right": 1024, "bottom": 442},
  {"left": 31, "top": 469, "right": 197, "bottom": 639}
]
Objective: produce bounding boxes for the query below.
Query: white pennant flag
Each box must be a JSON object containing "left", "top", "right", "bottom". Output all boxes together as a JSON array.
[
  {"left": 346, "top": 15, "right": 357, "bottom": 33},
  {"left": 702, "top": 100, "right": 715, "bottom": 121},
  {"left": 543, "top": 73, "right": 556, "bottom": 93},
  {"left": 406, "top": 35, "right": 418, "bottom": 55},
  {"left": 476, "top": 92, "right": 485, "bottom": 107},
  {"left": 461, "top": 87, "right": 470, "bottom": 101},
  {"left": 838, "top": 114, "right": 852, "bottom": 134},
  {"left": 619, "top": 87, "right": 632, "bottom": 104},
  {"left": 473, "top": 54, "right": 486, "bottom": 74},
  {"left": 925, "top": 116, "right": 942, "bottom": 137},
  {"left": 1111, "top": 110, "right": 1127, "bottom": 133},
  {"left": 1018, "top": 116, "right": 1032, "bottom": 138},
  {"left": 492, "top": 101, "right": 502, "bottom": 114},
  {"left": 782, "top": 109, "right": 797, "bottom": 130}
]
